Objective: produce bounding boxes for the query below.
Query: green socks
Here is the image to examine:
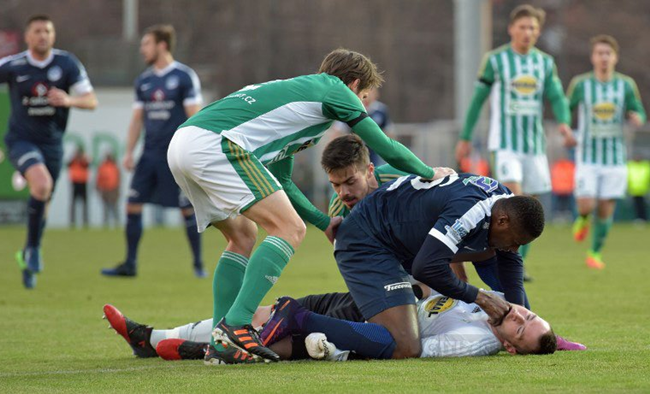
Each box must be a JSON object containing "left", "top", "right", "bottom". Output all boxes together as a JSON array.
[
  {"left": 591, "top": 217, "right": 613, "bottom": 254},
  {"left": 225, "top": 236, "right": 294, "bottom": 326},
  {"left": 211, "top": 251, "right": 248, "bottom": 346},
  {"left": 519, "top": 243, "right": 531, "bottom": 260}
]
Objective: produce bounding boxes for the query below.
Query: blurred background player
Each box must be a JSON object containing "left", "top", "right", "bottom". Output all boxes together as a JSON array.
[
  {"left": 568, "top": 35, "right": 646, "bottom": 269},
  {"left": 96, "top": 152, "right": 121, "bottom": 228},
  {"left": 0, "top": 15, "right": 97, "bottom": 288},
  {"left": 67, "top": 145, "right": 90, "bottom": 228},
  {"left": 454, "top": 4, "right": 576, "bottom": 281},
  {"left": 168, "top": 48, "right": 440, "bottom": 364},
  {"left": 627, "top": 155, "right": 650, "bottom": 224},
  {"left": 101, "top": 25, "right": 204, "bottom": 278}
]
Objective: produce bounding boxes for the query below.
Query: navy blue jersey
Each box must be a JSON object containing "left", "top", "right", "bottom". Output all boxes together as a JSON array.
[
  {"left": 340, "top": 173, "right": 526, "bottom": 305},
  {"left": 367, "top": 100, "right": 391, "bottom": 130},
  {"left": 350, "top": 173, "right": 513, "bottom": 267},
  {"left": 0, "top": 50, "right": 93, "bottom": 145},
  {"left": 134, "top": 61, "right": 202, "bottom": 154}
]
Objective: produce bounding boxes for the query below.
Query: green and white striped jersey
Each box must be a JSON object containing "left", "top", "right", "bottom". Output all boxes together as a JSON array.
[
  {"left": 467, "top": 44, "right": 570, "bottom": 155},
  {"left": 567, "top": 72, "right": 646, "bottom": 166},
  {"left": 181, "top": 73, "right": 366, "bottom": 165}
]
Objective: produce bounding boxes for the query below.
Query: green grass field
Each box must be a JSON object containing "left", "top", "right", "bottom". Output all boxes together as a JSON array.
[{"left": 1, "top": 224, "right": 649, "bottom": 393}]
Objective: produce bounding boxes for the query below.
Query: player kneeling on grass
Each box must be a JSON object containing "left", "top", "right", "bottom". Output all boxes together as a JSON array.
[{"left": 102, "top": 284, "right": 555, "bottom": 362}]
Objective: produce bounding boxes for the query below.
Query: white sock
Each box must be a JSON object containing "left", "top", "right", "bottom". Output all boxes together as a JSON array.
[{"left": 149, "top": 318, "right": 213, "bottom": 348}]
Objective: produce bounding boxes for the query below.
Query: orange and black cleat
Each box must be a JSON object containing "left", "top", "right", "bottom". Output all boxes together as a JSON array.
[
  {"left": 213, "top": 318, "right": 280, "bottom": 362},
  {"left": 203, "top": 342, "right": 265, "bottom": 365}
]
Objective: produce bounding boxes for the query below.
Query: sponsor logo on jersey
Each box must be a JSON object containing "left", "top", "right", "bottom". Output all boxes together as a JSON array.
[
  {"left": 510, "top": 74, "right": 539, "bottom": 95},
  {"left": 16, "top": 75, "right": 30, "bottom": 83},
  {"left": 384, "top": 281, "right": 412, "bottom": 292},
  {"left": 47, "top": 66, "right": 62, "bottom": 82},
  {"left": 593, "top": 102, "right": 616, "bottom": 121},
  {"left": 424, "top": 295, "right": 457, "bottom": 317},
  {"left": 166, "top": 75, "right": 179, "bottom": 90},
  {"left": 445, "top": 219, "right": 468, "bottom": 244},
  {"left": 140, "top": 83, "right": 152, "bottom": 91},
  {"left": 32, "top": 82, "right": 49, "bottom": 97},
  {"left": 152, "top": 89, "right": 166, "bottom": 101}
]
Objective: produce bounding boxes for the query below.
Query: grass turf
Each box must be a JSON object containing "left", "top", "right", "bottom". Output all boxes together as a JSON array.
[{"left": 0, "top": 224, "right": 649, "bottom": 393}]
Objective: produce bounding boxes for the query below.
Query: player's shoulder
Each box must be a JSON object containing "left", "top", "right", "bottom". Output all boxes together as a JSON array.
[
  {"left": 569, "top": 72, "right": 591, "bottom": 86},
  {"left": 171, "top": 61, "right": 199, "bottom": 78},
  {"left": 52, "top": 49, "right": 82, "bottom": 65},
  {"left": 487, "top": 44, "right": 510, "bottom": 58},
  {"left": 375, "top": 165, "right": 409, "bottom": 184},
  {"left": 137, "top": 67, "right": 155, "bottom": 81},
  {"left": 614, "top": 72, "right": 638, "bottom": 87},
  {"left": 531, "top": 47, "right": 555, "bottom": 61},
  {"left": 0, "top": 51, "right": 28, "bottom": 68}
]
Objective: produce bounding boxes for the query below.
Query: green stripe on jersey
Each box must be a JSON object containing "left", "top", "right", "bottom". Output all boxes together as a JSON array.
[
  {"left": 485, "top": 45, "right": 558, "bottom": 155},
  {"left": 181, "top": 73, "right": 366, "bottom": 166},
  {"left": 568, "top": 72, "right": 636, "bottom": 166}
]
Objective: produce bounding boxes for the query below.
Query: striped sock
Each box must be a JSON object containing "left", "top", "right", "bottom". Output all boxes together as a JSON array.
[{"left": 225, "top": 236, "right": 294, "bottom": 326}]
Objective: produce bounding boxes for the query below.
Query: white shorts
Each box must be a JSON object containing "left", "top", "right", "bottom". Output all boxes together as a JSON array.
[
  {"left": 492, "top": 150, "right": 551, "bottom": 195},
  {"left": 167, "top": 126, "right": 282, "bottom": 232},
  {"left": 574, "top": 164, "right": 627, "bottom": 199}
]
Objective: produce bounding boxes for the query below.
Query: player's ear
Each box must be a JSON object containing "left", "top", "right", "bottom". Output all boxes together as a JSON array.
[
  {"left": 347, "top": 79, "right": 361, "bottom": 93},
  {"left": 503, "top": 341, "right": 518, "bottom": 355},
  {"left": 366, "top": 162, "right": 375, "bottom": 178}
]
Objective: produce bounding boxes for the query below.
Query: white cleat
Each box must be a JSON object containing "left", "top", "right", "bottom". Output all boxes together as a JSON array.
[{"left": 305, "top": 333, "right": 349, "bottom": 361}]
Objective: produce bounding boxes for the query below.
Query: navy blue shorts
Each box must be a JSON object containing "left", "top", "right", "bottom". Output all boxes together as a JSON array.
[
  {"left": 6, "top": 139, "right": 63, "bottom": 184},
  {"left": 128, "top": 152, "right": 191, "bottom": 208},
  {"left": 296, "top": 292, "right": 363, "bottom": 322},
  {"left": 334, "top": 216, "right": 415, "bottom": 320}
]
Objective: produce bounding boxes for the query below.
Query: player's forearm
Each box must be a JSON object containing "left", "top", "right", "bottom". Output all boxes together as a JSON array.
[
  {"left": 125, "top": 118, "right": 143, "bottom": 155},
  {"left": 284, "top": 181, "right": 330, "bottom": 231},
  {"left": 353, "top": 117, "right": 434, "bottom": 178},
  {"left": 69, "top": 92, "right": 98, "bottom": 110},
  {"left": 460, "top": 84, "right": 491, "bottom": 141}
]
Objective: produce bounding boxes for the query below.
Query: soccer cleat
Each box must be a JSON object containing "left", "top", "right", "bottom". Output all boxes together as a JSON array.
[
  {"left": 213, "top": 318, "right": 279, "bottom": 362},
  {"left": 23, "top": 246, "right": 43, "bottom": 273},
  {"left": 556, "top": 335, "right": 587, "bottom": 351},
  {"left": 586, "top": 250, "right": 605, "bottom": 270},
  {"left": 16, "top": 251, "right": 36, "bottom": 289},
  {"left": 572, "top": 215, "right": 590, "bottom": 242},
  {"left": 203, "top": 342, "right": 264, "bottom": 365},
  {"left": 156, "top": 339, "right": 209, "bottom": 361},
  {"left": 259, "top": 296, "right": 305, "bottom": 347},
  {"left": 101, "top": 262, "right": 136, "bottom": 277},
  {"left": 103, "top": 304, "right": 157, "bottom": 358},
  {"left": 193, "top": 264, "right": 207, "bottom": 278}
]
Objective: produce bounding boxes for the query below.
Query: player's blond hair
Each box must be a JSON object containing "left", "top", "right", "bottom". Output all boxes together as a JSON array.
[
  {"left": 590, "top": 34, "right": 619, "bottom": 54},
  {"left": 318, "top": 48, "right": 384, "bottom": 92},
  {"left": 509, "top": 4, "right": 546, "bottom": 28},
  {"left": 144, "top": 24, "right": 176, "bottom": 53}
]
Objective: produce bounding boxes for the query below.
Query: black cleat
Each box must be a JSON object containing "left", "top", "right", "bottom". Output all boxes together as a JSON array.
[
  {"left": 101, "top": 262, "right": 136, "bottom": 277},
  {"left": 213, "top": 318, "right": 279, "bottom": 362},
  {"left": 203, "top": 342, "right": 264, "bottom": 365},
  {"left": 103, "top": 304, "right": 157, "bottom": 358}
]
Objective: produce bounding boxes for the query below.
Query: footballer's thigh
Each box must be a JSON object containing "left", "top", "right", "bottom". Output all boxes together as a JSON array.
[
  {"left": 492, "top": 150, "right": 524, "bottom": 195},
  {"left": 521, "top": 153, "right": 552, "bottom": 195},
  {"left": 368, "top": 304, "right": 421, "bottom": 359}
]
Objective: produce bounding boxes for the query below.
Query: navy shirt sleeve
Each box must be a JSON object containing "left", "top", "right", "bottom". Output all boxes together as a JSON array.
[
  {"left": 0, "top": 56, "right": 12, "bottom": 84},
  {"left": 495, "top": 250, "right": 526, "bottom": 306},
  {"left": 180, "top": 68, "right": 202, "bottom": 106},
  {"left": 65, "top": 53, "right": 93, "bottom": 95}
]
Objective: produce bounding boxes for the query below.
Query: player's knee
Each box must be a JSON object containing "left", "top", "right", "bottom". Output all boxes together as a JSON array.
[
  {"left": 29, "top": 179, "right": 52, "bottom": 201},
  {"left": 392, "top": 339, "right": 422, "bottom": 359},
  {"left": 126, "top": 204, "right": 143, "bottom": 214},
  {"left": 285, "top": 219, "right": 306, "bottom": 248}
]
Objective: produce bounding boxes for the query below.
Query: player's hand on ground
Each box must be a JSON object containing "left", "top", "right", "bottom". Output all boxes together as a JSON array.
[
  {"left": 431, "top": 167, "right": 457, "bottom": 181},
  {"left": 475, "top": 289, "right": 510, "bottom": 326},
  {"left": 47, "top": 88, "right": 71, "bottom": 107},
  {"left": 324, "top": 216, "right": 343, "bottom": 244},
  {"left": 558, "top": 124, "right": 577, "bottom": 147},
  {"left": 628, "top": 112, "right": 644, "bottom": 128},
  {"left": 122, "top": 153, "right": 135, "bottom": 171},
  {"left": 454, "top": 140, "right": 472, "bottom": 163}
]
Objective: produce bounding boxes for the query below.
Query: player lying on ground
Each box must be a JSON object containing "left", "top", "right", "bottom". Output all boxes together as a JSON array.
[{"left": 103, "top": 285, "right": 555, "bottom": 362}]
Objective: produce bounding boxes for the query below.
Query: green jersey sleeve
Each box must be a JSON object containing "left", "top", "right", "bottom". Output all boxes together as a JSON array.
[
  {"left": 266, "top": 156, "right": 330, "bottom": 231},
  {"left": 543, "top": 59, "right": 571, "bottom": 124},
  {"left": 460, "top": 53, "right": 495, "bottom": 141},
  {"left": 352, "top": 117, "right": 434, "bottom": 178},
  {"left": 566, "top": 76, "right": 584, "bottom": 111},
  {"left": 328, "top": 194, "right": 349, "bottom": 218},
  {"left": 624, "top": 77, "right": 647, "bottom": 123},
  {"left": 322, "top": 83, "right": 367, "bottom": 123}
]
